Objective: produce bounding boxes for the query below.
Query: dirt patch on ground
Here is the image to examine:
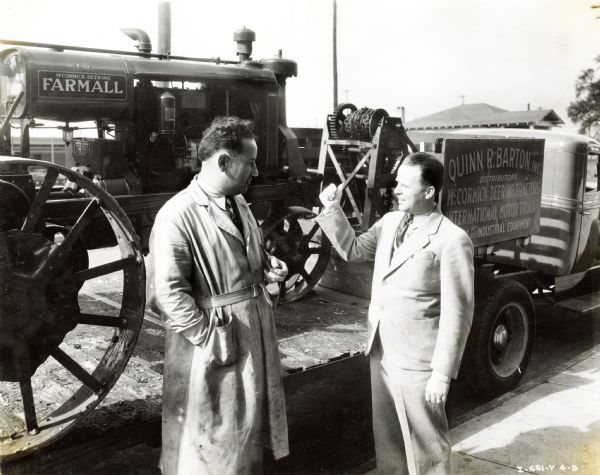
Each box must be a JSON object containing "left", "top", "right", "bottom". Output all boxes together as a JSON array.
[
  {"left": 275, "top": 288, "right": 369, "bottom": 371},
  {"left": 1, "top": 279, "right": 369, "bottom": 463}
]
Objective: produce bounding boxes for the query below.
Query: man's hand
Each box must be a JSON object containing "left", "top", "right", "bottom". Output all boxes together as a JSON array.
[
  {"left": 264, "top": 255, "right": 288, "bottom": 284},
  {"left": 319, "top": 183, "right": 343, "bottom": 210},
  {"left": 425, "top": 371, "right": 450, "bottom": 405}
]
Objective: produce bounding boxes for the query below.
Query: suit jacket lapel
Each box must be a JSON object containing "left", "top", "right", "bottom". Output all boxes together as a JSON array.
[
  {"left": 383, "top": 207, "right": 444, "bottom": 280},
  {"left": 381, "top": 212, "right": 405, "bottom": 268}
]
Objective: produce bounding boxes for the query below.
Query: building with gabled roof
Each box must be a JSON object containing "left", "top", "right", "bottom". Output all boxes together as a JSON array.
[{"left": 405, "top": 103, "right": 564, "bottom": 131}]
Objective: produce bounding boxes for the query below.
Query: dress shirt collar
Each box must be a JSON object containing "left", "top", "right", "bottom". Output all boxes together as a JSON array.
[{"left": 411, "top": 203, "right": 437, "bottom": 226}]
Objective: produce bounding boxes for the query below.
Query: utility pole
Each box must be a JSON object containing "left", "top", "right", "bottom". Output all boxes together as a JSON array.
[
  {"left": 396, "top": 106, "right": 406, "bottom": 123},
  {"left": 333, "top": 0, "right": 338, "bottom": 108},
  {"left": 458, "top": 95, "right": 466, "bottom": 105}
]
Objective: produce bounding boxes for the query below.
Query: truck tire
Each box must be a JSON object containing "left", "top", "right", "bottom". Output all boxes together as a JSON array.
[{"left": 462, "top": 279, "right": 535, "bottom": 397}]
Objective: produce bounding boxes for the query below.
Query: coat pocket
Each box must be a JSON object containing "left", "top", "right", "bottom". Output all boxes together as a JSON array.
[{"left": 207, "top": 316, "right": 238, "bottom": 366}]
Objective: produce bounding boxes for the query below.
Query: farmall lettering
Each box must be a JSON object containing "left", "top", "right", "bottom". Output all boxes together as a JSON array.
[{"left": 38, "top": 70, "right": 127, "bottom": 100}]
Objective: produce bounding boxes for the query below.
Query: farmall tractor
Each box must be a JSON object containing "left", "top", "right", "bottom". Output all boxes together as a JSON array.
[{"left": 0, "top": 26, "right": 341, "bottom": 460}]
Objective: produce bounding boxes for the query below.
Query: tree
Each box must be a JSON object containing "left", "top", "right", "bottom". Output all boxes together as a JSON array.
[{"left": 568, "top": 56, "right": 600, "bottom": 136}]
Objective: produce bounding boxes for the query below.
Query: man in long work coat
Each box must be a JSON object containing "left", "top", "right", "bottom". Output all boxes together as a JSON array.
[
  {"left": 148, "top": 116, "right": 289, "bottom": 474},
  {"left": 317, "top": 152, "right": 474, "bottom": 474}
]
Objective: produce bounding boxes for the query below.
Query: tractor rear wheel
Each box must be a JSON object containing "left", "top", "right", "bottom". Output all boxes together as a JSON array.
[{"left": 0, "top": 157, "right": 145, "bottom": 462}]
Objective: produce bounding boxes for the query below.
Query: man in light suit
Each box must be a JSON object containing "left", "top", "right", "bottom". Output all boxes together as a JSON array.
[{"left": 317, "top": 152, "right": 474, "bottom": 474}]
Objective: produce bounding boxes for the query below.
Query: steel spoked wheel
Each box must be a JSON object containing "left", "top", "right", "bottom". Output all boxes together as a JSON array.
[
  {"left": 262, "top": 206, "right": 331, "bottom": 304},
  {"left": 0, "top": 157, "right": 144, "bottom": 462},
  {"left": 462, "top": 279, "right": 535, "bottom": 397}
]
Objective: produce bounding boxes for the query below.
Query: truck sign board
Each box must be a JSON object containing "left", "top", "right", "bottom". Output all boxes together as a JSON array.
[{"left": 441, "top": 138, "right": 545, "bottom": 247}]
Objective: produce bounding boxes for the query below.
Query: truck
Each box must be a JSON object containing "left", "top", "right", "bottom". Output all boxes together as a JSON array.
[
  {"left": 314, "top": 122, "right": 600, "bottom": 396},
  {"left": 442, "top": 127, "right": 600, "bottom": 395}
]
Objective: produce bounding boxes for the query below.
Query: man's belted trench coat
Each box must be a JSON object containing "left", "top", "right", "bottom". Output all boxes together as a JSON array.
[{"left": 148, "top": 176, "right": 288, "bottom": 475}]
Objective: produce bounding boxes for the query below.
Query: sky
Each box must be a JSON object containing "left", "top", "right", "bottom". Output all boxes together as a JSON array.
[{"left": 1, "top": 0, "right": 600, "bottom": 132}]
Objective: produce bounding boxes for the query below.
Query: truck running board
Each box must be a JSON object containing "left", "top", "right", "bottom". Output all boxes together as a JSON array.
[{"left": 555, "top": 289, "right": 600, "bottom": 316}]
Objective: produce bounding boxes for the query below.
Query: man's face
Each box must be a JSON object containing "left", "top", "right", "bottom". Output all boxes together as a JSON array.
[
  {"left": 393, "top": 163, "right": 432, "bottom": 214},
  {"left": 225, "top": 138, "right": 258, "bottom": 195}
]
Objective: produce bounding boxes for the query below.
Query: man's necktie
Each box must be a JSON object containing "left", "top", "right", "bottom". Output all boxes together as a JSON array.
[
  {"left": 225, "top": 196, "right": 244, "bottom": 235},
  {"left": 395, "top": 214, "right": 413, "bottom": 248}
]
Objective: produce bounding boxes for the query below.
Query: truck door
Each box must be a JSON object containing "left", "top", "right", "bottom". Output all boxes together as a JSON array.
[{"left": 574, "top": 142, "right": 600, "bottom": 270}]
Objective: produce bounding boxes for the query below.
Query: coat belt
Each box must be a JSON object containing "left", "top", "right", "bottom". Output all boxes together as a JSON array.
[{"left": 196, "top": 283, "right": 265, "bottom": 309}]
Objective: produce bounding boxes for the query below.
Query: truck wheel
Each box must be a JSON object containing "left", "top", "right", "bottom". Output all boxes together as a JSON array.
[
  {"left": 0, "top": 158, "right": 145, "bottom": 462},
  {"left": 463, "top": 279, "right": 535, "bottom": 397}
]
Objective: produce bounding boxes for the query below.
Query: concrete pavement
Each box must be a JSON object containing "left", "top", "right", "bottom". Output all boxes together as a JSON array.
[{"left": 451, "top": 343, "right": 600, "bottom": 474}]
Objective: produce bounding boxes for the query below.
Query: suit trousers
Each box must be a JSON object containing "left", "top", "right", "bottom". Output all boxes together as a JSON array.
[{"left": 370, "top": 333, "right": 451, "bottom": 475}]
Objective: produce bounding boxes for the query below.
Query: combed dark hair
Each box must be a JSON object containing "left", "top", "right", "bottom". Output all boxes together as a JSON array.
[
  {"left": 197, "top": 116, "right": 255, "bottom": 161},
  {"left": 404, "top": 152, "right": 444, "bottom": 201}
]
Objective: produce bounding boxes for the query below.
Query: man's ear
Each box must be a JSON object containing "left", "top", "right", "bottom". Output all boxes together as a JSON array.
[
  {"left": 217, "top": 153, "right": 231, "bottom": 170},
  {"left": 425, "top": 186, "right": 436, "bottom": 199}
]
